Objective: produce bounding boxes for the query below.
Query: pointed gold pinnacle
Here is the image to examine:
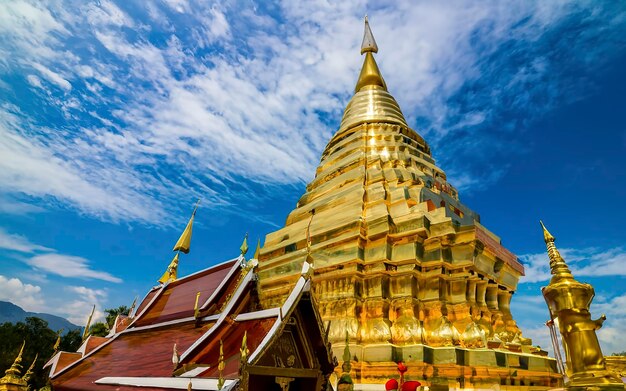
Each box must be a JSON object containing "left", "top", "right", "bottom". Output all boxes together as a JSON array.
[
  {"left": 355, "top": 16, "right": 386, "bottom": 92},
  {"left": 173, "top": 200, "right": 200, "bottom": 254},
  {"left": 539, "top": 221, "right": 574, "bottom": 282}
]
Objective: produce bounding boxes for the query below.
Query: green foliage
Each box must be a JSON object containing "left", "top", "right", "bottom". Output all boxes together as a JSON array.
[
  {"left": 0, "top": 317, "right": 66, "bottom": 390},
  {"left": 60, "top": 329, "right": 82, "bottom": 352},
  {"left": 89, "top": 322, "right": 109, "bottom": 337},
  {"left": 104, "top": 306, "right": 130, "bottom": 329},
  {"left": 611, "top": 351, "right": 626, "bottom": 356}
]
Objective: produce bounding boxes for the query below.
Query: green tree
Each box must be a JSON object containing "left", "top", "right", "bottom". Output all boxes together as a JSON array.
[
  {"left": 89, "top": 322, "right": 109, "bottom": 337},
  {"left": 0, "top": 317, "right": 60, "bottom": 390},
  {"left": 60, "top": 329, "right": 82, "bottom": 352}
]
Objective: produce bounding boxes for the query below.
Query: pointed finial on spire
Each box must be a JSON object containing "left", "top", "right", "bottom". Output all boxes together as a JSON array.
[
  {"left": 539, "top": 221, "right": 574, "bottom": 282},
  {"left": 361, "top": 15, "right": 378, "bottom": 54},
  {"left": 82, "top": 305, "right": 95, "bottom": 341},
  {"left": 354, "top": 16, "right": 387, "bottom": 92},
  {"left": 173, "top": 199, "right": 200, "bottom": 254}
]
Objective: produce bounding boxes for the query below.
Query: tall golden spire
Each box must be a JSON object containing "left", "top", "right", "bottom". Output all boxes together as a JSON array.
[
  {"left": 173, "top": 199, "right": 200, "bottom": 254},
  {"left": 355, "top": 16, "right": 386, "bottom": 92},
  {"left": 159, "top": 200, "right": 200, "bottom": 284},
  {"left": 539, "top": 221, "right": 574, "bottom": 283},
  {"left": 338, "top": 16, "right": 407, "bottom": 133}
]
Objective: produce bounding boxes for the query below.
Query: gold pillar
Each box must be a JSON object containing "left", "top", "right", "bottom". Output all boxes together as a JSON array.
[{"left": 540, "top": 222, "right": 624, "bottom": 390}]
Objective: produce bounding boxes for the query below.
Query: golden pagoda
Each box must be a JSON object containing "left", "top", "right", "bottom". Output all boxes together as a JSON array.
[{"left": 257, "top": 17, "right": 561, "bottom": 389}]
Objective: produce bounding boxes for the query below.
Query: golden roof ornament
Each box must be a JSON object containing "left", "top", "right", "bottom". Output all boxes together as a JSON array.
[
  {"left": 240, "top": 330, "right": 249, "bottom": 366},
  {"left": 173, "top": 199, "right": 200, "bottom": 254},
  {"left": 217, "top": 339, "right": 225, "bottom": 390},
  {"left": 53, "top": 329, "right": 62, "bottom": 353},
  {"left": 240, "top": 233, "right": 249, "bottom": 257},
  {"left": 158, "top": 253, "right": 179, "bottom": 284},
  {"left": 355, "top": 17, "right": 387, "bottom": 93},
  {"left": 22, "top": 353, "right": 37, "bottom": 383},
  {"left": 82, "top": 305, "right": 95, "bottom": 341}
]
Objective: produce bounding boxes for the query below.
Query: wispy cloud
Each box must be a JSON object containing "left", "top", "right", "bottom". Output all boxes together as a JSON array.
[
  {"left": 0, "top": 1, "right": 624, "bottom": 223},
  {"left": 0, "top": 227, "right": 52, "bottom": 253},
  {"left": 0, "top": 275, "right": 45, "bottom": 312},
  {"left": 27, "top": 253, "right": 122, "bottom": 283},
  {"left": 520, "top": 247, "right": 626, "bottom": 283}
]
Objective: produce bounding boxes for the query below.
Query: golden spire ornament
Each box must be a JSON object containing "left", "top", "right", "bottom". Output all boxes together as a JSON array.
[
  {"left": 173, "top": 199, "right": 200, "bottom": 254},
  {"left": 540, "top": 221, "right": 623, "bottom": 390},
  {"left": 355, "top": 16, "right": 386, "bottom": 92},
  {"left": 159, "top": 200, "right": 200, "bottom": 284},
  {"left": 240, "top": 233, "right": 249, "bottom": 257},
  {"left": 82, "top": 305, "right": 95, "bottom": 341}
]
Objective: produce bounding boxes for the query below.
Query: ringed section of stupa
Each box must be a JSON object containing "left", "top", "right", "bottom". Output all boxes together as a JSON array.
[{"left": 257, "top": 18, "right": 560, "bottom": 388}]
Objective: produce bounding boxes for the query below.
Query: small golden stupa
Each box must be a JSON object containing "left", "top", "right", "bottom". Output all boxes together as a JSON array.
[
  {"left": 0, "top": 341, "right": 36, "bottom": 391},
  {"left": 540, "top": 222, "right": 625, "bottom": 390},
  {"left": 257, "top": 17, "right": 560, "bottom": 389}
]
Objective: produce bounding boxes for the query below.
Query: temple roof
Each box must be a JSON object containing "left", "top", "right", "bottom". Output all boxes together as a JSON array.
[{"left": 48, "top": 256, "right": 335, "bottom": 391}]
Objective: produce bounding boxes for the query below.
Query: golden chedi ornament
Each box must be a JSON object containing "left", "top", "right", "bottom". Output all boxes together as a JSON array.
[
  {"left": 257, "top": 17, "right": 561, "bottom": 388},
  {"left": 540, "top": 221, "right": 624, "bottom": 390}
]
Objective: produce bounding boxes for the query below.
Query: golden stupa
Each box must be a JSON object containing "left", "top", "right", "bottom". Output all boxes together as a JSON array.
[{"left": 257, "top": 18, "right": 561, "bottom": 389}]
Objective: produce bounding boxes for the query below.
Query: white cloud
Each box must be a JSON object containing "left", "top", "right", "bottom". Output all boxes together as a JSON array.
[
  {"left": 0, "top": 275, "right": 45, "bottom": 312},
  {"left": 0, "top": 227, "right": 52, "bottom": 253},
  {"left": 62, "top": 286, "right": 107, "bottom": 325},
  {"left": 27, "top": 253, "right": 122, "bottom": 283},
  {"left": 520, "top": 247, "right": 626, "bottom": 284},
  {"left": 32, "top": 62, "right": 72, "bottom": 90}
]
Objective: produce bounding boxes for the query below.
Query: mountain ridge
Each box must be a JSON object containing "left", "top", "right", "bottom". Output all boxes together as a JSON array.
[{"left": 0, "top": 300, "right": 79, "bottom": 332}]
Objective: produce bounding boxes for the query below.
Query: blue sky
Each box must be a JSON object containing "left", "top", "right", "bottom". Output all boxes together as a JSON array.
[{"left": 0, "top": 1, "right": 625, "bottom": 354}]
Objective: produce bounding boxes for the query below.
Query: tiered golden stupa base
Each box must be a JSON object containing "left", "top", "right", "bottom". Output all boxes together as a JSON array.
[{"left": 332, "top": 342, "right": 561, "bottom": 390}]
